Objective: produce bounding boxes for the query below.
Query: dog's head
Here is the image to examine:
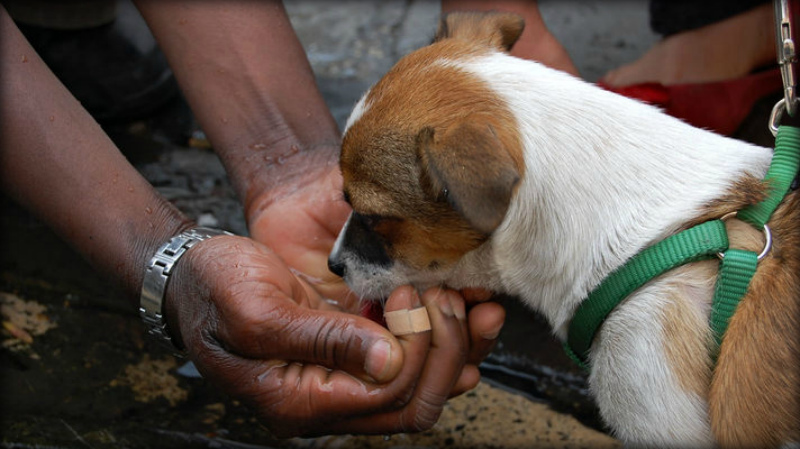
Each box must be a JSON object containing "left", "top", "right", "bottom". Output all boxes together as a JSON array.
[{"left": 328, "top": 12, "right": 527, "bottom": 300}]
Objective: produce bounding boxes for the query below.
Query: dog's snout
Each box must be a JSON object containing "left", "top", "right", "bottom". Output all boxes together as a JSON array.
[
  {"left": 329, "top": 213, "right": 351, "bottom": 278},
  {"left": 328, "top": 256, "right": 346, "bottom": 278}
]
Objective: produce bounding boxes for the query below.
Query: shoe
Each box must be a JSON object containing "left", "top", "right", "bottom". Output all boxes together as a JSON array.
[
  {"left": 15, "top": 4, "right": 178, "bottom": 123},
  {"left": 597, "top": 68, "right": 782, "bottom": 136}
]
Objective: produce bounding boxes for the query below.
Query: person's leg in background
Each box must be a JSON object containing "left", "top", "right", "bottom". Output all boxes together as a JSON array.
[
  {"left": 602, "top": 1, "right": 775, "bottom": 87},
  {"left": 596, "top": 1, "right": 782, "bottom": 138}
]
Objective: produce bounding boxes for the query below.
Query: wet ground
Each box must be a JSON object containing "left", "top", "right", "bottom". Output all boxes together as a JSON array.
[{"left": 1, "top": 1, "right": 778, "bottom": 448}]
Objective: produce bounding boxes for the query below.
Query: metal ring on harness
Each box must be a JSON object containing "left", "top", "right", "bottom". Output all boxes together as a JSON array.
[
  {"left": 771, "top": 98, "right": 788, "bottom": 136},
  {"left": 716, "top": 212, "right": 773, "bottom": 261}
]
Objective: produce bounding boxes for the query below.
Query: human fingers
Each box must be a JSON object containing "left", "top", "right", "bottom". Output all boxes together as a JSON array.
[
  {"left": 187, "top": 343, "right": 395, "bottom": 436},
  {"left": 212, "top": 276, "right": 404, "bottom": 384},
  {"left": 464, "top": 300, "right": 505, "bottom": 365},
  {"left": 196, "top": 285, "right": 433, "bottom": 437},
  {"left": 460, "top": 286, "right": 494, "bottom": 303},
  {"left": 448, "top": 300, "right": 505, "bottom": 397},
  {"left": 450, "top": 364, "right": 482, "bottom": 397},
  {"left": 326, "top": 287, "right": 470, "bottom": 434},
  {"left": 167, "top": 236, "right": 400, "bottom": 384}
]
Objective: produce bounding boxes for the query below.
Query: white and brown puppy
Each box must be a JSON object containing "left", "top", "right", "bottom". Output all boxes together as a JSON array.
[{"left": 328, "top": 12, "right": 800, "bottom": 448}]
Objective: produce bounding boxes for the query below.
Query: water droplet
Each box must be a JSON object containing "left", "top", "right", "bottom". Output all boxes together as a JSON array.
[
  {"left": 128, "top": 187, "right": 134, "bottom": 192},
  {"left": 49, "top": 115, "right": 55, "bottom": 122},
  {"left": 145, "top": 207, "right": 153, "bottom": 214},
  {"left": 21, "top": 55, "right": 28, "bottom": 63},
  {"left": 249, "top": 143, "right": 267, "bottom": 150},
  {"left": 220, "top": 117, "right": 228, "bottom": 124}
]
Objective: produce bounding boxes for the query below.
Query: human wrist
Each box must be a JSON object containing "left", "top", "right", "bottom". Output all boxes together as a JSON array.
[
  {"left": 139, "top": 226, "right": 234, "bottom": 354},
  {"left": 136, "top": 0, "right": 342, "bottom": 215},
  {"left": 119, "top": 202, "right": 195, "bottom": 305},
  {"left": 223, "top": 138, "right": 341, "bottom": 223}
]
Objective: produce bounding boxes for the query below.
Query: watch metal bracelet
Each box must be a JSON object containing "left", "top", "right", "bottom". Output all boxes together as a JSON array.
[{"left": 140, "top": 226, "right": 233, "bottom": 355}]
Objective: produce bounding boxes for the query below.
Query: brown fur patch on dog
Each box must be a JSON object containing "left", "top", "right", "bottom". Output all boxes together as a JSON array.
[
  {"left": 662, "top": 191, "right": 776, "bottom": 399},
  {"left": 687, "top": 175, "right": 770, "bottom": 227},
  {"left": 664, "top": 176, "right": 800, "bottom": 445},
  {"left": 707, "top": 189, "right": 800, "bottom": 446}
]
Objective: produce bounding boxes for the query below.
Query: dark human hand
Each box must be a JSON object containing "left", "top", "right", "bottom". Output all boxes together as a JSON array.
[{"left": 165, "top": 234, "right": 490, "bottom": 436}]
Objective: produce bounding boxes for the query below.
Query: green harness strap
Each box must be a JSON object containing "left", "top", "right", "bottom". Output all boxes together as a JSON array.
[
  {"left": 565, "top": 125, "right": 800, "bottom": 370},
  {"left": 710, "top": 249, "right": 758, "bottom": 357},
  {"left": 711, "top": 126, "right": 800, "bottom": 355},
  {"left": 738, "top": 126, "right": 800, "bottom": 228},
  {"left": 564, "top": 220, "right": 728, "bottom": 370}
]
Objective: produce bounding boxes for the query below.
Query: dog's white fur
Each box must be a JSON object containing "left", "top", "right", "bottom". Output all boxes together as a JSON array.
[{"left": 336, "top": 51, "right": 777, "bottom": 446}]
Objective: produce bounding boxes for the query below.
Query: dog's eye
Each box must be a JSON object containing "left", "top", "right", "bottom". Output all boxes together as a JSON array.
[
  {"left": 354, "top": 212, "right": 397, "bottom": 230},
  {"left": 433, "top": 187, "right": 449, "bottom": 203}
]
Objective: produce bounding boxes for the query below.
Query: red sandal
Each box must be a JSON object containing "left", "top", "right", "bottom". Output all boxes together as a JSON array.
[{"left": 597, "top": 67, "right": 782, "bottom": 136}]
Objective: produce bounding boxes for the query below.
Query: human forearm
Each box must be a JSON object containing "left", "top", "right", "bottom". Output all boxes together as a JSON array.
[
  {"left": 0, "top": 7, "right": 192, "bottom": 305},
  {"left": 134, "top": 0, "right": 341, "bottom": 218}
]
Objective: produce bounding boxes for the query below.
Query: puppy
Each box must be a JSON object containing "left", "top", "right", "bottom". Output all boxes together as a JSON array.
[{"left": 328, "top": 12, "right": 800, "bottom": 448}]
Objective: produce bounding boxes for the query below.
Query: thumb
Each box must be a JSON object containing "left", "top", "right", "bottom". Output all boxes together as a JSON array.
[{"left": 217, "top": 298, "right": 404, "bottom": 384}]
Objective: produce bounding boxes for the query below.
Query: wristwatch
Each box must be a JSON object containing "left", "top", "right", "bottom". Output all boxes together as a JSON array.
[{"left": 139, "top": 226, "right": 233, "bottom": 355}]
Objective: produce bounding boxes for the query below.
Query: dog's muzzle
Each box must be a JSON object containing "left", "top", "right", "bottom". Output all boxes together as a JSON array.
[{"left": 328, "top": 211, "right": 393, "bottom": 279}]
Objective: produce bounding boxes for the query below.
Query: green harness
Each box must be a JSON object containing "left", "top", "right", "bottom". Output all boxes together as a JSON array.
[{"left": 564, "top": 125, "right": 800, "bottom": 370}]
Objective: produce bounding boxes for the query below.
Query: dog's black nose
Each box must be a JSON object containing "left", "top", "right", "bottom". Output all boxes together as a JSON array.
[{"left": 328, "top": 257, "right": 346, "bottom": 278}]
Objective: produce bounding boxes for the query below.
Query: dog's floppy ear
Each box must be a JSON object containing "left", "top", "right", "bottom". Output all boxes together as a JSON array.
[
  {"left": 434, "top": 11, "right": 525, "bottom": 52},
  {"left": 417, "top": 123, "right": 520, "bottom": 234}
]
